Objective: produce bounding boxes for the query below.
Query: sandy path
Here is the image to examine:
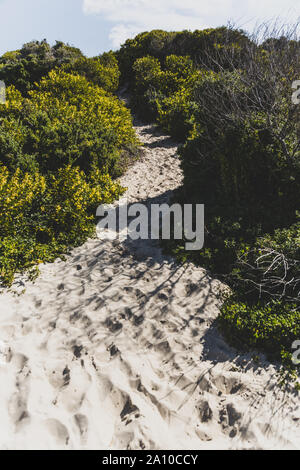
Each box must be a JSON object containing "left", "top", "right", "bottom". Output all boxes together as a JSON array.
[{"left": 0, "top": 122, "right": 299, "bottom": 450}]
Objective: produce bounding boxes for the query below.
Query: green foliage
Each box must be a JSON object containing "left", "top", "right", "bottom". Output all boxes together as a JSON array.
[
  {"left": 219, "top": 299, "right": 300, "bottom": 357},
  {"left": 131, "top": 53, "right": 198, "bottom": 129},
  {"left": 117, "top": 27, "right": 251, "bottom": 82},
  {"left": 0, "top": 40, "right": 121, "bottom": 96},
  {"left": 0, "top": 165, "right": 125, "bottom": 286},
  {"left": 61, "top": 52, "right": 120, "bottom": 93},
  {"left": 156, "top": 87, "right": 197, "bottom": 140},
  {"left": 180, "top": 114, "right": 300, "bottom": 230},
  {"left": 0, "top": 71, "right": 138, "bottom": 175},
  {"left": 0, "top": 43, "right": 138, "bottom": 285},
  {"left": 0, "top": 40, "right": 84, "bottom": 94}
]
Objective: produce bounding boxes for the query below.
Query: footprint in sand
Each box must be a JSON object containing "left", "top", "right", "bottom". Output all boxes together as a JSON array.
[
  {"left": 44, "top": 418, "right": 70, "bottom": 446},
  {"left": 8, "top": 354, "right": 30, "bottom": 425},
  {"left": 74, "top": 413, "right": 88, "bottom": 443}
]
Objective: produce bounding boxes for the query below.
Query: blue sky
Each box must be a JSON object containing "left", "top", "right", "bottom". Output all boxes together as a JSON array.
[{"left": 0, "top": 0, "right": 299, "bottom": 57}]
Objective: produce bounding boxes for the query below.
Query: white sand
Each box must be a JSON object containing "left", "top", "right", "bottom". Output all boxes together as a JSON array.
[{"left": 0, "top": 122, "right": 299, "bottom": 450}]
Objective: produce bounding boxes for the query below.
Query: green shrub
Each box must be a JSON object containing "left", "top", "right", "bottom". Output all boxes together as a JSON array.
[
  {"left": 219, "top": 299, "right": 300, "bottom": 360},
  {"left": 132, "top": 54, "right": 198, "bottom": 126},
  {"left": 180, "top": 117, "right": 300, "bottom": 230},
  {"left": 0, "top": 50, "right": 138, "bottom": 285},
  {"left": 0, "top": 165, "right": 125, "bottom": 285},
  {"left": 0, "top": 40, "right": 84, "bottom": 94},
  {"left": 61, "top": 52, "right": 120, "bottom": 93},
  {"left": 156, "top": 88, "right": 196, "bottom": 140},
  {"left": 117, "top": 28, "right": 251, "bottom": 82},
  {"left": 0, "top": 71, "right": 138, "bottom": 175}
]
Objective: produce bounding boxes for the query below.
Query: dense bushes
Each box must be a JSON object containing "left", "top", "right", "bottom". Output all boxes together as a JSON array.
[
  {"left": 0, "top": 40, "right": 120, "bottom": 95},
  {"left": 0, "top": 40, "right": 84, "bottom": 94},
  {"left": 219, "top": 299, "right": 300, "bottom": 358},
  {"left": 0, "top": 71, "right": 138, "bottom": 176},
  {"left": 0, "top": 165, "right": 124, "bottom": 285},
  {"left": 0, "top": 43, "right": 138, "bottom": 285},
  {"left": 117, "top": 28, "right": 251, "bottom": 83},
  {"left": 178, "top": 40, "right": 300, "bottom": 270},
  {"left": 131, "top": 53, "right": 199, "bottom": 132},
  {"left": 180, "top": 110, "right": 300, "bottom": 230},
  {"left": 61, "top": 52, "right": 120, "bottom": 93}
]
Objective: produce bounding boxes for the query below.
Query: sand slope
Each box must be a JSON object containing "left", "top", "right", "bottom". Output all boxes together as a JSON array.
[{"left": 0, "top": 123, "right": 299, "bottom": 450}]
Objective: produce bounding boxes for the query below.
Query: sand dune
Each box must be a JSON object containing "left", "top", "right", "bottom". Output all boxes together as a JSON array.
[{"left": 0, "top": 123, "right": 299, "bottom": 450}]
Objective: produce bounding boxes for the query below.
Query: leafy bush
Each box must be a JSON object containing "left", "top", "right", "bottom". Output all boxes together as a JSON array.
[
  {"left": 156, "top": 88, "right": 197, "bottom": 140},
  {"left": 0, "top": 165, "right": 125, "bottom": 285},
  {"left": 0, "top": 71, "right": 138, "bottom": 175},
  {"left": 219, "top": 299, "right": 300, "bottom": 361},
  {"left": 0, "top": 40, "right": 84, "bottom": 94},
  {"left": 0, "top": 43, "right": 138, "bottom": 285},
  {"left": 61, "top": 52, "right": 120, "bottom": 93},
  {"left": 117, "top": 28, "right": 251, "bottom": 83},
  {"left": 180, "top": 114, "right": 300, "bottom": 230},
  {"left": 177, "top": 40, "right": 300, "bottom": 281},
  {"left": 131, "top": 54, "right": 198, "bottom": 127}
]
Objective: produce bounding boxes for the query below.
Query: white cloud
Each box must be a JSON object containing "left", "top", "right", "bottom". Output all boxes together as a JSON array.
[
  {"left": 83, "top": 0, "right": 299, "bottom": 47},
  {"left": 109, "top": 24, "right": 140, "bottom": 48}
]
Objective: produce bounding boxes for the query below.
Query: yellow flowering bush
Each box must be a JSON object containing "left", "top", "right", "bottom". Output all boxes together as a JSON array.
[
  {"left": 0, "top": 57, "right": 137, "bottom": 286},
  {"left": 61, "top": 53, "right": 120, "bottom": 93},
  {"left": 48, "top": 166, "right": 125, "bottom": 239},
  {"left": 0, "top": 71, "right": 139, "bottom": 175},
  {"left": 0, "top": 165, "right": 125, "bottom": 285},
  {"left": 0, "top": 167, "right": 46, "bottom": 236}
]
